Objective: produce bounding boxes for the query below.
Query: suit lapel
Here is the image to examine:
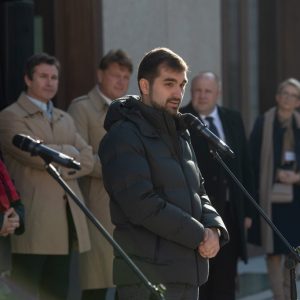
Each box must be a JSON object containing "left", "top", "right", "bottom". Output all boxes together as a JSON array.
[{"left": 218, "top": 106, "right": 234, "bottom": 148}]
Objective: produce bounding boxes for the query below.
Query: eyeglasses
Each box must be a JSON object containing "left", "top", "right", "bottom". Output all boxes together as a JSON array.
[{"left": 279, "top": 91, "right": 300, "bottom": 100}]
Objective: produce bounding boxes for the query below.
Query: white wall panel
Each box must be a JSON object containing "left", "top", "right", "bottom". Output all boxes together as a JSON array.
[{"left": 102, "top": 0, "right": 221, "bottom": 105}]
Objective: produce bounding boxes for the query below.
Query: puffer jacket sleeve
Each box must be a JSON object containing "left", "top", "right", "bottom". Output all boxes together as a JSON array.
[
  {"left": 200, "top": 192, "right": 230, "bottom": 246},
  {"left": 187, "top": 133, "right": 229, "bottom": 246}
]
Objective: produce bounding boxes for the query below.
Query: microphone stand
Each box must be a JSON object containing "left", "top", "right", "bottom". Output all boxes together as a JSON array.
[
  {"left": 44, "top": 162, "right": 166, "bottom": 300},
  {"left": 208, "top": 147, "right": 300, "bottom": 300}
]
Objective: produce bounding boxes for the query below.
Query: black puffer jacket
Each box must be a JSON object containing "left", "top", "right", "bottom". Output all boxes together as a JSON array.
[{"left": 99, "top": 96, "right": 229, "bottom": 286}]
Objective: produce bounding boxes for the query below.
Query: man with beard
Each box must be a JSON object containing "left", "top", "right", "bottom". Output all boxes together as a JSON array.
[{"left": 98, "top": 48, "right": 229, "bottom": 300}]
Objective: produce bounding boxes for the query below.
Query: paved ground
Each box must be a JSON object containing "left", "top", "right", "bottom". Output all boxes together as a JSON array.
[
  {"left": 1, "top": 253, "right": 299, "bottom": 300},
  {"left": 237, "top": 255, "right": 271, "bottom": 300},
  {"left": 237, "top": 254, "right": 300, "bottom": 300}
]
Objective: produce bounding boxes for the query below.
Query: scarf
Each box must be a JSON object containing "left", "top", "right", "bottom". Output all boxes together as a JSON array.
[
  {"left": 0, "top": 159, "right": 20, "bottom": 212},
  {"left": 259, "top": 107, "right": 300, "bottom": 252}
]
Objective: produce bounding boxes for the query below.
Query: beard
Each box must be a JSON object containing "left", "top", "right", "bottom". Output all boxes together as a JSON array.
[{"left": 149, "top": 97, "right": 181, "bottom": 116}]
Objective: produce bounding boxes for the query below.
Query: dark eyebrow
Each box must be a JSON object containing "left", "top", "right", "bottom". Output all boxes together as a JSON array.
[
  {"left": 37, "top": 71, "right": 58, "bottom": 78},
  {"left": 163, "top": 77, "right": 188, "bottom": 85},
  {"left": 163, "top": 77, "right": 177, "bottom": 82}
]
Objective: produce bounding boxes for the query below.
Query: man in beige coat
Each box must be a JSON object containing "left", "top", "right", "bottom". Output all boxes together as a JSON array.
[
  {"left": 0, "top": 53, "right": 93, "bottom": 300},
  {"left": 68, "top": 49, "right": 133, "bottom": 300}
]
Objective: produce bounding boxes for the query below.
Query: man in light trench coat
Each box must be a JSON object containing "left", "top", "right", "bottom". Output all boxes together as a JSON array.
[
  {"left": 68, "top": 49, "right": 133, "bottom": 300},
  {"left": 0, "top": 53, "right": 93, "bottom": 300}
]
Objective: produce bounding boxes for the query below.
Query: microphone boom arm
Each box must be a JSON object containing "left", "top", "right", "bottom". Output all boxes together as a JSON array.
[{"left": 45, "top": 163, "right": 166, "bottom": 300}]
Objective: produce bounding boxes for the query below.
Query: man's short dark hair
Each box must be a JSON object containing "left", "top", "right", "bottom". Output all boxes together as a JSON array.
[
  {"left": 24, "top": 53, "right": 60, "bottom": 80},
  {"left": 137, "top": 47, "right": 188, "bottom": 88},
  {"left": 98, "top": 49, "right": 133, "bottom": 73}
]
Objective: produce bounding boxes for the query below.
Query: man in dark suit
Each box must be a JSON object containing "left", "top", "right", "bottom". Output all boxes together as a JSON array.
[{"left": 181, "top": 72, "right": 254, "bottom": 300}]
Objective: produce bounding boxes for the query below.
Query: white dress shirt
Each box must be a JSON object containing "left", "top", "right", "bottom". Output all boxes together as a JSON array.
[{"left": 200, "top": 106, "right": 226, "bottom": 141}]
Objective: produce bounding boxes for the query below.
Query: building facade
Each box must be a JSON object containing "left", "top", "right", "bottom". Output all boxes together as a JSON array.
[{"left": 1, "top": 0, "right": 300, "bottom": 130}]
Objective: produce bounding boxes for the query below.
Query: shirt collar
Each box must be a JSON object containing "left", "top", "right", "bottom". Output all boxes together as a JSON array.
[
  {"left": 200, "top": 105, "right": 226, "bottom": 141},
  {"left": 97, "top": 85, "right": 113, "bottom": 106},
  {"left": 27, "top": 95, "right": 48, "bottom": 112},
  {"left": 26, "top": 95, "right": 53, "bottom": 118},
  {"left": 200, "top": 106, "right": 219, "bottom": 120}
]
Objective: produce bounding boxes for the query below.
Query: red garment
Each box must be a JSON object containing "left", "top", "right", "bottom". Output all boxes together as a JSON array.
[{"left": 0, "top": 159, "right": 20, "bottom": 212}]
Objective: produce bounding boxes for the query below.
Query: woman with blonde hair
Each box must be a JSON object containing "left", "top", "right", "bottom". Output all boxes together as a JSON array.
[{"left": 250, "top": 78, "right": 300, "bottom": 300}]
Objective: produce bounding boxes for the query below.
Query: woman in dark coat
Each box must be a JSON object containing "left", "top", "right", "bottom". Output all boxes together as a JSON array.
[{"left": 249, "top": 78, "right": 300, "bottom": 300}]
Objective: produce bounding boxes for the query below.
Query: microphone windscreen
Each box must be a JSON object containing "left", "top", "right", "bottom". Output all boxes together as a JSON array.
[
  {"left": 180, "top": 113, "right": 204, "bottom": 127},
  {"left": 12, "top": 134, "right": 36, "bottom": 151}
]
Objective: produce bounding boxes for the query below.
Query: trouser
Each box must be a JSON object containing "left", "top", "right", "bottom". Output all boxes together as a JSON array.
[
  {"left": 11, "top": 253, "right": 71, "bottom": 300},
  {"left": 81, "top": 288, "right": 118, "bottom": 300},
  {"left": 81, "top": 288, "right": 107, "bottom": 300},
  {"left": 10, "top": 203, "right": 76, "bottom": 300},
  {"left": 117, "top": 283, "right": 199, "bottom": 300},
  {"left": 266, "top": 254, "right": 297, "bottom": 300},
  {"left": 0, "top": 237, "right": 11, "bottom": 274}
]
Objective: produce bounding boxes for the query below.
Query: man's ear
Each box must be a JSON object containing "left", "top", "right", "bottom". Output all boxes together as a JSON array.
[
  {"left": 24, "top": 75, "right": 32, "bottom": 89},
  {"left": 96, "top": 69, "right": 103, "bottom": 84},
  {"left": 139, "top": 78, "right": 150, "bottom": 95}
]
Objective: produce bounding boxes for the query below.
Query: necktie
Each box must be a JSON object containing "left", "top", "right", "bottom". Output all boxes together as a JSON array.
[
  {"left": 205, "top": 116, "right": 220, "bottom": 137},
  {"left": 46, "top": 101, "right": 53, "bottom": 119}
]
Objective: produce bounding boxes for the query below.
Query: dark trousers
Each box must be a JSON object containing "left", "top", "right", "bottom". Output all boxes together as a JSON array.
[
  {"left": 81, "top": 288, "right": 119, "bottom": 300},
  {"left": 117, "top": 283, "right": 198, "bottom": 300},
  {"left": 81, "top": 288, "right": 106, "bottom": 300},
  {"left": 199, "top": 203, "right": 239, "bottom": 300},
  {"left": 10, "top": 204, "right": 75, "bottom": 300},
  {"left": 11, "top": 253, "right": 71, "bottom": 300}
]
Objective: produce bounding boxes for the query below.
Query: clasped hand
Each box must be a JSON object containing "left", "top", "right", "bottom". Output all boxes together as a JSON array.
[
  {"left": 198, "top": 228, "right": 220, "bottom": 259},
  {"left": 0, "top": 207, "right": 20, "bottom": 237},
  {"left": 277, "top": 169, "right": 300, "bottom": 185}
]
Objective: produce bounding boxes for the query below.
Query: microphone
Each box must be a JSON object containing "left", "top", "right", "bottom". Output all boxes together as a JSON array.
[
  {"left": 180, "top": 113, "right": 235, "bottom": 158},
  {"left": 12, "top": 134, "right": 81, "bottom": 170}
]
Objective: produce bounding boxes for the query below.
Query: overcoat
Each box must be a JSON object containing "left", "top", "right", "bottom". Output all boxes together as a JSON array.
[
  {"left": 249, "top": 109, "right": 300, "bottom": 253},
  {"left": 68, "top": 86, "right": 114, "bottom": 289},
  {"left": 0, "top": 93, "right": 93, "bottom": 254}
]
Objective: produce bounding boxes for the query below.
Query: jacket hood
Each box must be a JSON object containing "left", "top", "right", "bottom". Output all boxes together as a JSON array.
[
  {"left": 103, "top": 95, "right": 141, "bottom": 131},
  {"left": 104, "top": 95, "right": 189, "bottom": 135}
]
